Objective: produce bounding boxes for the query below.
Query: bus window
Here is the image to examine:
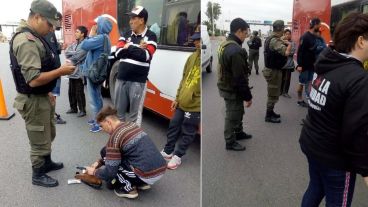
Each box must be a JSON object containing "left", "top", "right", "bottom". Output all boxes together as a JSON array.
[
  {"left": 117, "top": 0, "right": 200, "bottom": 49},
  {"left": 162, "top": 0, "right": 200, "bottom": 47},
  {"left": 117, "top": 0, "right": 164, "bottom": 38},
  {"left": 331, "top": 2, "right": 359, "bottom": 35},
  {"left": 363, "top": 4, "right": 368, "bottom": 14}
]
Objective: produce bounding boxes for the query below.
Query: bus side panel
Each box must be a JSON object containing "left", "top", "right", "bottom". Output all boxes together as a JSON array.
[
  {"left": 62, "top": 0, "right": 118, "bottom": 47},
  {"left": 145, "top": 81, "right": 174, "bottom": 119},
  {"left": 292, "top": 0, "right": 331, "bottom": 46},
  {"left": 145, "top": 50, "right": 193, "bottom": 119}
]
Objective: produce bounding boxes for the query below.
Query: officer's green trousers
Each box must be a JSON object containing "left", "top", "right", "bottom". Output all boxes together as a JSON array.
[
  {"left": 224, "top": 98, "right": 244, "bottom": 144},
  {"left": 262, "top": 68, "right": 283, "bottom": 111},
  {"left": 14, "top": 94, "right": 56, "bottom": 168},
  {"left": 248, "top": 49, "right": 260, "bottom": 72}
]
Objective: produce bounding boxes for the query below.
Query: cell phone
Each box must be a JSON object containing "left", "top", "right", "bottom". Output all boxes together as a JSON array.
[
  {"left": 68, "top": 179, "right": 81, "bottom": 184},
  {"left": 76, "top": 166, "right": 86, "bottom": 170}
]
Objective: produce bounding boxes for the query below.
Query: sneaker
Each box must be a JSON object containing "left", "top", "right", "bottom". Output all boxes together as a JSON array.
[
  {"left": 77, "top": 111, "right": 86, "bottom": 117},
  {"left": 167, "top": 155, "right": 181, "bottom": 170},
  {"left": 226, "top": 141, "right": 246, "bottom": 151},
  {"left": 87, "top": 119, "right": 95, "bottom": 126},
  {"left": 66, "top": 109, "right": 78, "bottom": 114},
  {"left": 297, "top": 100, "right": 308, "bottom": 107},
  {"left": 137, "top": 184, "right": 151, "bottom": 190},
  {"left": 114, "top": 187, "right": 138, "bottom": 199},
  {"left": 90, "top": 124, "right": 101, "bottom": 133},
  {"left": 55, "top": 117, "right": 66, "bottom": 124},
  {"left": 161, "top": 150, "right": 173, "bottom": 161}
]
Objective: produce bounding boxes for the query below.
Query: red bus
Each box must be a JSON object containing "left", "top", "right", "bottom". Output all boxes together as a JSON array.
[
  {"left": 62, "top": 0, "right": 200, "bottom": 119},
  {"left": 292, "top": 0, "right": 368, "bottom": 45}
]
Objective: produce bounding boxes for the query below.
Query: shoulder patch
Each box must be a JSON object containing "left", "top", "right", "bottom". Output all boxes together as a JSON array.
[{"left": 25, "top": 32, "right": 36, "bottom": 41}]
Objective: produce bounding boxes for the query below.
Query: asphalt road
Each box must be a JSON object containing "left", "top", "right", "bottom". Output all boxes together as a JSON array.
[
  {"left": 202, "top": 39, "right": 368, "bottom": 207},
  {"left": 0, "top": 43, "right": 200, "bottom": 207}
]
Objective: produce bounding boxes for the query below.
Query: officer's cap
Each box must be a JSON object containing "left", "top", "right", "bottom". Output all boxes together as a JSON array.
[
  {"left": 273, "top": 20, "right": 285, "bottom": 31},
  {"left": 30, "top": 0, "right": 61, "bottom": 27}
]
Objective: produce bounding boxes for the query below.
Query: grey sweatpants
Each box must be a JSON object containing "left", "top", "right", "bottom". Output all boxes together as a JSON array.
[{"left": 114, "top": 79, "right": 146, "bottom": 126}]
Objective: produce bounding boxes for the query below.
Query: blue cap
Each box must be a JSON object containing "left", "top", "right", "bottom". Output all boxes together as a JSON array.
[{"left": 191, "top": 32, "right": 200, "bottom": 40}]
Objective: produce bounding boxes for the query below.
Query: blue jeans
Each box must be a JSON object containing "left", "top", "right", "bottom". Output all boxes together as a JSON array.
[
  {"left": 86, "top": 77, "right": 103, "bottom": 119},
  {"left": 299, "top": 70, "right": 314, "bottom": 98},
  {"left": 51, "top": 78, "right": 61, "bottom": 96},
  {"left": 301, "top": 156, "right": 356, "bottom": 207}
]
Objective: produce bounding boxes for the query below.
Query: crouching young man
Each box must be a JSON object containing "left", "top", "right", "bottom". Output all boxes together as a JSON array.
[{"left": 85, "top": 106, "right": 166, "bottom": 199}]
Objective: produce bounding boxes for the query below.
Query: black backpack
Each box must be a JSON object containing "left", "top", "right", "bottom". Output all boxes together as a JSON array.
[
  {"left": 264, "top": 36, "right": 287, "bottom": 69},
  {"left": 87, "top": 34, "right": 109, "bottom": 84}
]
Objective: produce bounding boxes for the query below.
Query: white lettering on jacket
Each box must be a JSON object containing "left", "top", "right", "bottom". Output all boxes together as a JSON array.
[{"left": 309, "top": 76, "right": 331, "bottom": 110}]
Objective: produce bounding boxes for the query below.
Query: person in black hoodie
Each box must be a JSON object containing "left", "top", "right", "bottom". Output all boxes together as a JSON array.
[{"left": 300, "top": 12, "right": 368, "bottom": 207}]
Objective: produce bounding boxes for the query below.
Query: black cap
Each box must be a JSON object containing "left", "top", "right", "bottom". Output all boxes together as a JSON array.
[
  {"left": 309, "top": 17, "right": 321, "bottom": 29},
  {"left": 230, "top": 18, "right": 249, "bottom": 33},
  {"left": 191, "top": 32, "right": 200, "bottom": 40},
  {"left": 126, "top": 6, "right": 148, "bottom": 23}
]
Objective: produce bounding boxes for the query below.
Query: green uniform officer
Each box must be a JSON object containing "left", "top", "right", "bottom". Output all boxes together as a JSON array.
[
  {"left": 10, "top": 0, "right": 75, "bottom": 187},
  {"left": 217, "top": 18, "right": 253, "bottom": 151},
  {"left": 262, "top": 20, "right": 291, "bottom": 123},
  {"left": 248, "top": 31, "right": 262, "bottom": 75}
]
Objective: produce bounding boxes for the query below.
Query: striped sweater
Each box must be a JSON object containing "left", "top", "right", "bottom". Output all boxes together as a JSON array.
[
  {"left": 94, "top": 122, "right": 166, "bottom": 182},
  {"left": 115, "top": 27, "right": 157, "bottom": 83}
]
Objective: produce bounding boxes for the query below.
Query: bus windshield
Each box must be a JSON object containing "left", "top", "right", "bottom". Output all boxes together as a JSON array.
[
  {"left": 330, "top": 1, "right": 359, "bottom": 35},
  {"left": 117, "top": 0, "right": 200, "bottom": 50}
]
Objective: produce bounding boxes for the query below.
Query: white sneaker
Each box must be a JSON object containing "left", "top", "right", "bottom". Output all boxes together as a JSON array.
[
  {"left": 167, "top": 155, "right": 181, "bottom": 170},
  {"left": 161, "top": 150, "right": 173, "bottom": 161}
]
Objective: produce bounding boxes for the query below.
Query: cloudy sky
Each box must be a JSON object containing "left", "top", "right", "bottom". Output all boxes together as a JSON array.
[
  {"left": 201, "top": 0, "right": 294, "bottom": 32},
  {"left": 0, "top": 0, "right": 62, "bottom": 37}
]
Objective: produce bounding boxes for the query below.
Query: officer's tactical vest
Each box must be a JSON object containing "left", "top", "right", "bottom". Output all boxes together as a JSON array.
[
  {"left": 9, "top": 27, "right": 57, "bottom": 94},
  {"left": 264, "top": 36, "right": 287, "bottom": 69},
  {"left": 217, "top": 40, "right": 239, "bottom": 90}
]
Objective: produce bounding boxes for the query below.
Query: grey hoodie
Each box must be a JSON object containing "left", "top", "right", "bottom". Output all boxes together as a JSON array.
[{"left": 65, "top": 39, "right": 87, "bottom": 79}]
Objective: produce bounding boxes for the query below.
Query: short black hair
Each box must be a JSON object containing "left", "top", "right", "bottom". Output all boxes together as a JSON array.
[
  {"left": 309, "top": 17, "right": 321, "bottom": 29},
  {"left": 284, "top": 29, "right": 291, "bottom": 34},
  {"left": 230, "top": 18, "right": 249, "bottom": 33},
  {"left": 76, "top": 26, "right": 88, "bottom": 38}
]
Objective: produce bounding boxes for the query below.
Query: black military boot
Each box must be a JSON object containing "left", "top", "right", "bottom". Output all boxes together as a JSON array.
[
  {"left": 235, "top": 131, "right": 253, "bottom": 140},
  {"left": 226, "top": 141, "right": 246, "bottom": 151},
  {"left": 32, "top": 166, "right": 59, "bottom": 187},
  {"left": 271, "top": 110, "right": 281, "bottom": 118},
  {"left": 265, "top": 110, "right": 281, "bottom": 123},
  {"left": 44, "top": 154, "right": 64, "bottom": 173}
]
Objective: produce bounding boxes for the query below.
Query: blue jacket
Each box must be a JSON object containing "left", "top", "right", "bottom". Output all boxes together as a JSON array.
[{"left": 81, "top": 16, "right": 112, "bottom": 75}]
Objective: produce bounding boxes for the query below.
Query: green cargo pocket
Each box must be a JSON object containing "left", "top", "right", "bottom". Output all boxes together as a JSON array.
[
  {"left": 13, "top": 101, "right": 25, "bottom": 111},
  {"left": 26, "top": 125, "right": 47, "bottom": 145},
  {"left": 262, "top": 68, "right": 272, "bottom": 82},
  {"left": 268, "top": 84, "right": 280, "bottom": 97}
]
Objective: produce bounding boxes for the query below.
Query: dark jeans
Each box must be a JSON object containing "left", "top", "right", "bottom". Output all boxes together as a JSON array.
[
  {"left": 301, "top": 156, "right": 356, "bottom": 207},
  {"left": 68, "top": 78, "right": 86, "bottom": 112},
  {"left": 281, "top": 69, "right": 292, "bottom": 94},
  {"left": 163, "top": 108, "right": 200, "bottom": 157}
]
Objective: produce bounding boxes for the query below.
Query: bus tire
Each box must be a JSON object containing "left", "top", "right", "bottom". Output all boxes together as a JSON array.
[{"left": 109, "top": 61, "right": 119, "bottom": 103}]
